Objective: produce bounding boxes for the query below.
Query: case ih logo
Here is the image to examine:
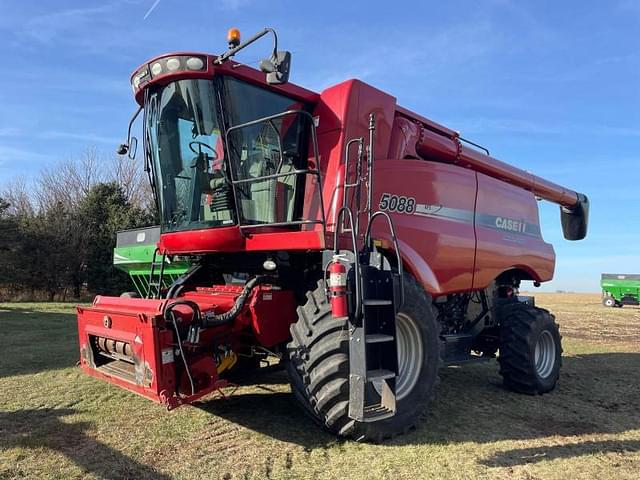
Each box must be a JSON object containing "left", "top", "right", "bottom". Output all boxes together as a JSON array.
[
  {"left": 495, "top": 216, "right": 527, "bottom": 233},
  {"left": 379, "top": 192, "right": 541, "bottom": 238}
]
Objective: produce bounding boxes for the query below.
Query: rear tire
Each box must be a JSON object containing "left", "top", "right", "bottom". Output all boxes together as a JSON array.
[
  {"left": 286, "top": 274, "right": 440, "bottom": 442},
  {"left": 498, "top": 302, "right": 562, "bottom": 394}
]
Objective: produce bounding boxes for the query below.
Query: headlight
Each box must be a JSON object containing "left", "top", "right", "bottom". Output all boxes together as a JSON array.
[
  {"left": 131, "top": 55, "right": 207, "bottom": 93},
  {"left": 150, "top": 62, "right": 163, "bottom": 76},
  {"left": 186, "top": 57, "right": 205, "bottom": 70},
  {"left": 166, "top": 58, "right": 180, "bottom": 71}
]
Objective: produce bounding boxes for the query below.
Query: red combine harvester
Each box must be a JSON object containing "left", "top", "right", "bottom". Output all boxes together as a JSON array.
[{"left": 77, "top": 28, "right": 589, "bottom": 441}]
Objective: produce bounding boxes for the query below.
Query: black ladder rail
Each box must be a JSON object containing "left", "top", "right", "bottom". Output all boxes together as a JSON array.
[
  {"left": 364, "top": 210, "right": 405, "bottom": 310},
  {"left": 331, "top": 206, "right": 362, "bottom": 320},
  {"left": 348, "top": 262, "right": 399, "bottom": 422}
]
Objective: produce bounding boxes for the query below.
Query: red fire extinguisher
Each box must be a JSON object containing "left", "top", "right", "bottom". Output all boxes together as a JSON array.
[{"left": 328, "top": 255, "right": 349, "bottom": 318}]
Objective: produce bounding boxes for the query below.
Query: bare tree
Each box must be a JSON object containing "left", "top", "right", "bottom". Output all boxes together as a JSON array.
[
  {"left": 37, "top": 148, "right": 104, "bottom": 209},
  {"left": 1, "top": 176, "right": 35, "bottom": 216},
  {"left": 108, "top": 154, "right": 148, "bottom": 208}
]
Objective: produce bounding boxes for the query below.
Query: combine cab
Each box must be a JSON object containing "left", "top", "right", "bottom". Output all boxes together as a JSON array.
[{"left": 77, "top": 28, "right": 589, "bottom": 441}]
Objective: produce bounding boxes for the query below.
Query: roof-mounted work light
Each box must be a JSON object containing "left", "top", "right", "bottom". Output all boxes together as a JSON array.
[{"left": 227, "top": 28, "right": 241, "bottom": 48}]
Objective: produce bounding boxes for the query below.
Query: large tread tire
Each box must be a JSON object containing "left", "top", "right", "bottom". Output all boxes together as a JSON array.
[
  {"left": 286, "top": 274, "right": 440, "bottom": 442},
  {"left": 498, "top": 302, "right": 562, "bottom": 395}
]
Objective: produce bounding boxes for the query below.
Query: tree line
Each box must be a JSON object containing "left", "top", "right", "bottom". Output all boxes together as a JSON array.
[{"left": 0, "top": 150, "right": 156, "bottom": 301}]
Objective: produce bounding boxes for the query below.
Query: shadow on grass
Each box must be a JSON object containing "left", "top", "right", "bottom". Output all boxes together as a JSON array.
[
  {"left": 0, "top": 408, "right": 171, "bottom": 479},
  {"left": 481, "top": 439, "right": 640, "bottom": 467},
  {"left": 198, "top": 352, "right": 640, "bottom": 454},
  {"left": 197, "top": 388, "right": 336, "bottom": 449},
  {"left": 0, "top": 306, "right": 79, "bottom": 378}
]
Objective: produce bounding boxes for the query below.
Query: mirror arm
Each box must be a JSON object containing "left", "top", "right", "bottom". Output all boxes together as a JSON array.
[
  {"left": 117, "top": 106, "right": 143, "bottom": 155},
  {"left": 126, "top": 106, "right": 143, "bottom": 145},
  {"left": 215, "top": 28, "right": 277, "bottom": 65}
]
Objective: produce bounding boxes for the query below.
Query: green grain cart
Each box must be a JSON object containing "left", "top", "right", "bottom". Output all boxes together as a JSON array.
[
  {"left": 114, "top": 226, "right": 190, "bottom": 298},
  {"left": 601, "top": 273, "right": 640, "bottom": 307}
]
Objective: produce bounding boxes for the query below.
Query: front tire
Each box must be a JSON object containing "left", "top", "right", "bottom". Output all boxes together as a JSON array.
[
  {"left": 602, "top": 296, "right": 616, "bottom": 308},
  {"left": 498, "top": 302, "right": 562, "bottom": 394},
  {"left": 286, "top": 274, "right": 440, "bottom": 442}
]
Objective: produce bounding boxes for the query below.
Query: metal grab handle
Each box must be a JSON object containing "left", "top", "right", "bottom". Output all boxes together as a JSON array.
[
  {"left": 342, "top": 137, "right": 364, "bottom": 234},
  {"left": 333, "top": 206, "right": 362, "bottom": 320},
  {"left": 364, "top": 210, "right": 405, "bottom": 309}
]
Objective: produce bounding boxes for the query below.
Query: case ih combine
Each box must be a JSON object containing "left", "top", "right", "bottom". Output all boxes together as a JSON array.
[{"left": 77, "top": 28, "right": 589, "bottom": 441}]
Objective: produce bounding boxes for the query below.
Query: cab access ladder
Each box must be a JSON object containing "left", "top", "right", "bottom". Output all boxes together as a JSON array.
[{"left": 338, "top": 114, "right": 405, "bottom": 422}]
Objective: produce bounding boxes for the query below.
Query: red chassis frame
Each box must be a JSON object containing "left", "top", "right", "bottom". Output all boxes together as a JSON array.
[{"left": 78, "top": 286, "right": 296, "bottom": 409}]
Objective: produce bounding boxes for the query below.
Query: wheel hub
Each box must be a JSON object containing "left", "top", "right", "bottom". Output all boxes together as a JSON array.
[
  {"left": 534, "top": 330, "right": 556, "bottom": 378},
  {"left": 374, "top": 312, "right": 423, "bottom": 401}
]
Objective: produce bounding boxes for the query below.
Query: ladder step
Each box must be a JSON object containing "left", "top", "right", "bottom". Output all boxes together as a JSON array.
[
  {"left": 362, "top": 299, "right": 392, "bottom": 306},
  {"left": 365, "top": 334, "right": 394, "bottom": 344},
  {"left": 366, "top": 369, "right": 395, "bottom": 381},
  {"left": 362, "top": 405, "right": 395, "bottom": 422}
]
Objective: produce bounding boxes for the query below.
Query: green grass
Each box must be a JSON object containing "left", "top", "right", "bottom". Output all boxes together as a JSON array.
[{"left": 1, "top": 298, "right": 639, "bottom": 479}]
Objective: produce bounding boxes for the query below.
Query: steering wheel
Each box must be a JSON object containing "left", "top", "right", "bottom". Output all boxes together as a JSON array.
[{"left": 189, "top": 141, "right": 218, "bottom": 160}]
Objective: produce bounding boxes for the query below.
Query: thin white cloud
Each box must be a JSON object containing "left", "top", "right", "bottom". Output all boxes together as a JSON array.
[
  {"left": 294, "top": 20, "right": 500, "bottom": 92},
  {"left": 446, "top": 117, "right": 640, "bottom": 138},
  {"left": 219, "top": 0, "right": 255, "bottom": 11},
  {"left": 0, "top": 145, "right": 53, "bottom": 168},
  {"left": 38, "top": 131, "right": 121, "bottom": 145},
  {"left": 0, "top": 127, "right": 23, "bottom": 137},
  {"left": 20, "top": 3, "right": 121, "bottom": 44},
  {"left": 143, "top": 0, "right": 162, "bottom": 19}
]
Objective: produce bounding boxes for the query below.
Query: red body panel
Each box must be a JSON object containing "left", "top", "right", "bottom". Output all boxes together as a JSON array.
[
  {"left": 314, "top": 81, "right": 556, "bottom": 294},
  {"left": 473, "top": 173, "right": 555, "bottom": 288},
  {"left": 371, "top": 160, "right": 477, "bottom": 294}
]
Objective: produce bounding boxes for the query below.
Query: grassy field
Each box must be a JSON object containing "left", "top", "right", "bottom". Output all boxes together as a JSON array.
[{"left": 1, "top": 294, "right": 639, "bottom": 479}]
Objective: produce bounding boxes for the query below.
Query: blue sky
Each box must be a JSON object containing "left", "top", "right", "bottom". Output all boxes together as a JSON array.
[{"left": 0, "top": 0, "right": 638, "bottom": 292}]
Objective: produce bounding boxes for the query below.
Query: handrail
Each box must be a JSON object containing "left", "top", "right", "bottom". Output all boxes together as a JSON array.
[
  {"left": 231, "top": 168, "right": 321, "bottom": 185},
  {"left": 224, "top": 109, "right": 326, "bottom": 235},
  {"left": 342, "top": 137, "right": 364, "bottom": 234},
  {"left": 333, "top": 206, "right": 362, "bottom": 320},
  {"left": 364, "top": 211, "right": 405, "bottom": 309}
]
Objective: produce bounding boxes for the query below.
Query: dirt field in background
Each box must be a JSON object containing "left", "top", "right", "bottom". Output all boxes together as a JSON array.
[
  {"left": 526, "top": 292, "right": 640, "bottom": 344},
  {"left": 1, "top": 295, "right": 639, "bottom": 479}
]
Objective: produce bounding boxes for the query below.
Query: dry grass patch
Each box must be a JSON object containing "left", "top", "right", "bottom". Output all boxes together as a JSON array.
[{"left": 1, "top": 296, "right": 639, "bottom": 479}]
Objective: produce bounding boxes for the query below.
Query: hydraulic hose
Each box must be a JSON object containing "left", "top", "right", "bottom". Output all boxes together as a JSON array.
[
  {"left": 163, "top": 276, "right": 276, "bottom": 329},
  {"left": 200, "top": 275, "right": 276, "bottom": 327},
  {"left": 163, "top": 299, "right": 201, "bottom": 324}
]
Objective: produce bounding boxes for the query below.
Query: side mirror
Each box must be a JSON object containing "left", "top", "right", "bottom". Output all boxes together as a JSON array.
[
  {"left": 260, "top": 51, "right": 291, "bottom": 85},
  {"left": 128, "top": 137, "right": 138, "bottom": 159},
  {"left": 116, "top": 136, "right": 138, "bottom": 159}
]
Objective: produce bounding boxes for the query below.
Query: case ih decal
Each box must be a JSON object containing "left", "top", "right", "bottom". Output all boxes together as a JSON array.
[{"left": 379, "top": 193, "right": 540, "bottom": 237}]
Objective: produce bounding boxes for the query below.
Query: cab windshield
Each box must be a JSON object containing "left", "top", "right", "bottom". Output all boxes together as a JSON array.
[{"left": 146, "top": 77, "right": 312, "bottom": 233}]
